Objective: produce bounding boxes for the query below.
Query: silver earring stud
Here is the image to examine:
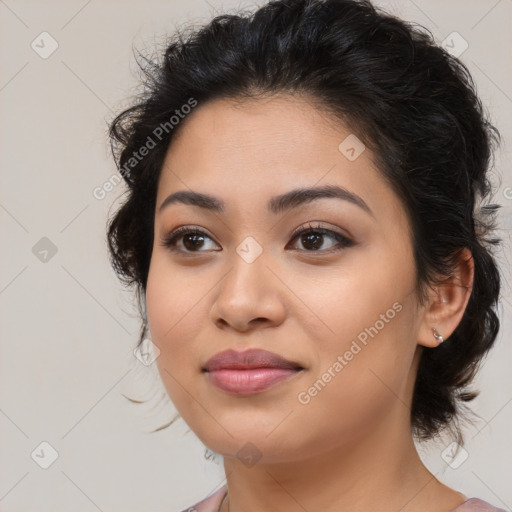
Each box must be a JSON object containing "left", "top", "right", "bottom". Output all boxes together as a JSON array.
[{"left": 432, "top": 327, "right": 444, "bottom": 344}]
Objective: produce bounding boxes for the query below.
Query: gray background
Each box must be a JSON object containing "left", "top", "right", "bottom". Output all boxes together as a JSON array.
[{"left": 0, "top": 0, "right": 511, "bottom": 511}]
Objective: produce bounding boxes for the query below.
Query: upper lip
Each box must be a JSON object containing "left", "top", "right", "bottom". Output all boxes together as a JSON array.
[{"left": 202, "top": 348, "right": 303, "bottom": 372}]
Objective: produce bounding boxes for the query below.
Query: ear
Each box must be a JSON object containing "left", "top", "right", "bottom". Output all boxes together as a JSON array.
[{"left": 417, "top": 247, "right": 475, "bottom": 348}]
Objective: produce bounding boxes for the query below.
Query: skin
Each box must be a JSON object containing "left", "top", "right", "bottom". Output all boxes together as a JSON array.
[{"left": 145, "top": 94, "right": 474, "bottom": 512}]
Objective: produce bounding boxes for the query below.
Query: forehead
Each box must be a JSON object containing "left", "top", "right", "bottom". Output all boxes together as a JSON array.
[{"left": 156, "top": 95, "right": 406, "bottom": 226}]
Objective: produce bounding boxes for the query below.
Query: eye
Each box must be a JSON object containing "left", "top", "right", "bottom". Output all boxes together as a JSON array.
[
  {"left": 160, "top": 226, "right": 220, "bottom": 253},
  {"left": 160, "top": 222, "right": 354, "bottom": 254},
  {"left": 287, "top": 222, "right": 354, "bottom": 253}
]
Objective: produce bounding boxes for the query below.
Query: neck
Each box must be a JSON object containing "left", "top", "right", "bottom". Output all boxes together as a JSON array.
[{"left": 220, "top": 413, "right": 462, "bottom": 512}]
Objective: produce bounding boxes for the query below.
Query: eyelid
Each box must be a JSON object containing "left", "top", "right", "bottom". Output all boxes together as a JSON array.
[{"left": 288, "top": 221, "right": 352, "bottom": 244}]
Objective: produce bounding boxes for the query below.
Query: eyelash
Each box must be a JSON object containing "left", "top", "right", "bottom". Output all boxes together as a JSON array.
[{"left": 160, "top": 222, "right": 354, "bottom": 255}]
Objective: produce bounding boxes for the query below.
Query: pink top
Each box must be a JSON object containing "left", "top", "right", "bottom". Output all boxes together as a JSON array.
[{"left": 180, "top": 485, "right": 509, "bottom": 512}]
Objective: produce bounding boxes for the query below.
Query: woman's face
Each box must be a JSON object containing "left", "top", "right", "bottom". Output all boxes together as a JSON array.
[{"left": 146, "top": 94, "right": 429, "bottom": 462}]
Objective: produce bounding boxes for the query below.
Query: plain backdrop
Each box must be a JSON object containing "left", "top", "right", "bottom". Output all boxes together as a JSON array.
[{"left": 0, "top": 1, "right": 511, "bottom": 511}]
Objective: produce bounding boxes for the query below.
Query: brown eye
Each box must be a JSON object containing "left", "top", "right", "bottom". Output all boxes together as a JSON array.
[
  {"left": 161, "top": 223, "right": 354, "bottom": 255},
  {"left": 161, "top": 227, "right": 220, "bottom": 253},
  {"left": 288, "top": 223, "right": 354, "bottom": 253}
]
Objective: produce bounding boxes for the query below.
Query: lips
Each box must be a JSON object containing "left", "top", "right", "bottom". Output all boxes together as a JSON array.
[
  {"left": 202, "top": 348, "right": 303, "bottom": 372},
  {"left": 202, "top": 348, "right": 304, "bottom": 395}
]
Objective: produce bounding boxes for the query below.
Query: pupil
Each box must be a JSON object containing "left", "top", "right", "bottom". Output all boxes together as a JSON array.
[
  {"left": 303, "top": 233, "right": 322, "bottom": 250},
  {"left": 184, "top": 234, "right": 204, "bottom": 250}
]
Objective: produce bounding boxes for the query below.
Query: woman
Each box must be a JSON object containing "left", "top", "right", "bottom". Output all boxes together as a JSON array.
[{"left": 106, "top": 0, "right": 508, "bottom": 511}]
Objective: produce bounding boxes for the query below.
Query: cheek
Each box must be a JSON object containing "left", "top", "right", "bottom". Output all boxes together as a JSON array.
[
  {"left": 312, "top": 251, "right": 413, "bottom": 356},
  {"left": 145, "top": 255, "right": 219, "bottom": 419},
  {"left": 145, "top": 255, "right": 205, "bottom": 346},
  {"left": 145, "top": 258, "right": 201, "bottom": 380},
  {"left": 296, "top": 252, "right": 417, "bottom": 428},
  {"left": 291, "top": 312, "right": 416, "bottom": 460}
]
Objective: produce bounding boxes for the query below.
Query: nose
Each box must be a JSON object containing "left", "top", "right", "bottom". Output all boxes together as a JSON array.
[{"left": 209, "top": 251, "right": 287, "bottom": 333}]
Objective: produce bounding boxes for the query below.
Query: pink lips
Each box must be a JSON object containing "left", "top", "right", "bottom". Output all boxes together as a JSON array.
[{"left": 202, "top": 348, "right": 304, "bottom": 395}]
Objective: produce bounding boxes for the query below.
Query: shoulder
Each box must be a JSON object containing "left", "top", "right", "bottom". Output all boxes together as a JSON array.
[
  {"left": 451, "top": 497, "right": 509, "bottom": 512},
  {"left": 178, "top": 485, "right": 228, "bottom": 512}
]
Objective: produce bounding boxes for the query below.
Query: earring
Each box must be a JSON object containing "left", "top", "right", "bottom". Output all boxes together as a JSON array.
[{"left": 432, "top": 327, "right": 444, "bottom": 344}]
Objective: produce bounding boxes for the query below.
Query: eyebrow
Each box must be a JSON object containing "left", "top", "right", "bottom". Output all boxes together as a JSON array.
[{"left": 158, "top": 184, "right": 373, "bottom": 217}]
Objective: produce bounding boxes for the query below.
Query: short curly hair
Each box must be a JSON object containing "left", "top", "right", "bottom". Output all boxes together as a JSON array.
[{"left": 106, "top": 0, "right": 503, "bottom": 443}]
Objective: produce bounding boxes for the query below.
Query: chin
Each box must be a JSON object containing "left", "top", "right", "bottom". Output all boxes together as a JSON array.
[{"left": 191, "top": 422, "right": 321, "bottom": 466}]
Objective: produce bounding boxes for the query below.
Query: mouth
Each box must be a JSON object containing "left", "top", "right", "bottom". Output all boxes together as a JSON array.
[{"left": 202, "top": 348, "right": 304, "bottom": 395}]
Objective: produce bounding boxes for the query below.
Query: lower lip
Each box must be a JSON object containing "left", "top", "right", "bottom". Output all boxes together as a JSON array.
[{"left": 206, "top": 368, "right": 302, "bottom": 395}]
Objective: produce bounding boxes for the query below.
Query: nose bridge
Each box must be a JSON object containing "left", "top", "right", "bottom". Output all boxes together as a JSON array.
[
  {"left": 223, "top": 239, "right": 270, "bottom": 302},
  {"left": 211, "top": 237, "right": 285, "bottom": 329}
]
